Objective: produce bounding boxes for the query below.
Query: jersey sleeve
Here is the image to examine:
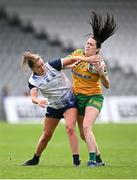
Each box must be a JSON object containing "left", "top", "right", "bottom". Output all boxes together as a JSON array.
[
  {"left": 48, "top": 59, "right": 62, "bottom": 71},
  {"left": 28, "top": 82, "right": 37, "bottom": 90}
]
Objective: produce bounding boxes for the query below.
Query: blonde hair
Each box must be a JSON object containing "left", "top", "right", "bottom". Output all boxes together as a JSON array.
[{"left": 21, "top": 51, "right": 40, "bottom": 71}]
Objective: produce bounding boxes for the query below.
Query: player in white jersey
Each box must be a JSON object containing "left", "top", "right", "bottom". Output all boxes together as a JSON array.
[{"left": 21, "top": 51, "right": 98, "bottom": 166}]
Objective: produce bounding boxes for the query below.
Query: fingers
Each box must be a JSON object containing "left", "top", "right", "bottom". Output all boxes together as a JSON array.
[
  {"left": 38, "top": 99, "right": 48, "bottom": 108},
  {"left": 93, "top": 58, "right": 105, "bottom": 66},
  {"left": 88, "top": 54, "right": 102, "bottom": 64},
  {"left": 94, "top": 61, "right": 104, "bottom": 68},
  {"left": 73, "top": 60, "right": 81, "bottom": 67},
  {"left": 93, "top": 60, "right": 106, "bottom": 75}
]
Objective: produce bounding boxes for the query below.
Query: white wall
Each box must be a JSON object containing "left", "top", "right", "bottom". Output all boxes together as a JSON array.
[{"left": 4, "top": 96, "right": 137, "bottom": 123}]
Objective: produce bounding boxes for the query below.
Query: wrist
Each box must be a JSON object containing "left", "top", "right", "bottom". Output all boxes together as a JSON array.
[
  {"left": 32, "top": 98, "right": 39, "bottom": 104},
  {"left": 99, "top": 72, "right": 106, "bottom": 76}
]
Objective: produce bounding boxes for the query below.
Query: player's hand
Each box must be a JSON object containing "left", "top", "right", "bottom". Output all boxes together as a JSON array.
[
  {"left": 64, "top": 60, "right": 81, "bottom": 69},
  {"left": 38, "top": 98, "right": 48, "bottom": 108},
  {"left": 93, "top": 60, "right": 106, "bottom": 75},
  {"left": 71, "top": 60, "right": 81, "bottom": 67},
  {"left": 87, "top": 54, "right": 102, "bottom": 64}
]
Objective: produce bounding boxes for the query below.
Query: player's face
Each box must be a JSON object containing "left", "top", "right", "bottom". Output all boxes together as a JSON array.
[
  {"left": 85, "top": 37, "right": 99, "bottom": 57},
  {"left": 32, "top": 57, "right": 46, "bottom": 76}
]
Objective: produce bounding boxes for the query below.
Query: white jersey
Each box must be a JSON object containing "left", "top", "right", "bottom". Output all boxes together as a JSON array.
[{"left": 28, "top": 59, "right": 73, "bottom": 109}]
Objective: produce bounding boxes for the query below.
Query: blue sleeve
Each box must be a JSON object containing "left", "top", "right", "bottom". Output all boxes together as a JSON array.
[
  {"left": 28, "top": 82, "right": 36, "bottom": 90},
  {"left": 48, "top": 59, "right": 62, "bottom": 71}
]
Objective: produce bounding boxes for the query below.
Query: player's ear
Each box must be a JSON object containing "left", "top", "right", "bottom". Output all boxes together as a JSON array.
[{"left": 96, "top": 48, "right": 100, "bottom": 54}]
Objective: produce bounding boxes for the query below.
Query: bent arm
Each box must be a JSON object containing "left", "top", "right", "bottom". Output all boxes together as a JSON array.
[
  {"left": 30, "top": 88, "right": 48, "bottom": 107},
  {"left": 93, "top": 61, "right": 110, "bottom": 89},
  {"left": 100, "top": 73, "right": 110, "bottom": 89},
  {"left": 30, "top": 88, "right": 39, "bottom": 104}
]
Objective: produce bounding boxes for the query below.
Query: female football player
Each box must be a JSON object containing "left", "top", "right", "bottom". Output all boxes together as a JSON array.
[
  {"left": 71, "top": 12, "right": 117, "bottom": 167},
  {"left": 21, "top": 51, "right": 99, "bottom": 166}
]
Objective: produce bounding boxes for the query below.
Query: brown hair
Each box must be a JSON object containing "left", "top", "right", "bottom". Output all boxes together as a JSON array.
[{"left": 21, "top": 51, "right": 40, "bottom": 71}]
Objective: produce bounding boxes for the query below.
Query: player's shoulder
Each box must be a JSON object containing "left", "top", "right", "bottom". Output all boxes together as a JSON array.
[
  {"left": 71, "top": 49, "right": 84, "bottom": 56},
  {"left": 28, "top": 72, "right": 40, "bottom": 83}
]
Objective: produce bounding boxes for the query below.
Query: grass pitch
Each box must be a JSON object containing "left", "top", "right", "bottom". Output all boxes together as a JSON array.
[{"left": 0, "top": 122, "right": 137, "bottom": 179}]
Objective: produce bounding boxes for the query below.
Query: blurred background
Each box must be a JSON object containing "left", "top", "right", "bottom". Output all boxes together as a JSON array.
[{"left": 0, "top": 0, "right": 137, "bottom": 122}]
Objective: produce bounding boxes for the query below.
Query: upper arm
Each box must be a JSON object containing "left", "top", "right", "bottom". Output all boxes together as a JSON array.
[
  {"left": 48, "top": 58, "right": 75, "bottom": 70},
  {"left": 48, "top": 59, "right": 62, "bottom": 71},
  {"left": 28, "top": 82, "right": 38, "bottom": 98}
]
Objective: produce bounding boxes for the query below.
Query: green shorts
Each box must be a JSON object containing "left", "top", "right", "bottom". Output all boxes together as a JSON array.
[{"left": 75, "top": 94, "right": 104, "bottom": 115}]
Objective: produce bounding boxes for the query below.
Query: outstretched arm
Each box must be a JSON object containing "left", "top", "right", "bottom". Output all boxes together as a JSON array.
[{"left": 61, "top": 55, "right": 101, "bottom": 68}]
